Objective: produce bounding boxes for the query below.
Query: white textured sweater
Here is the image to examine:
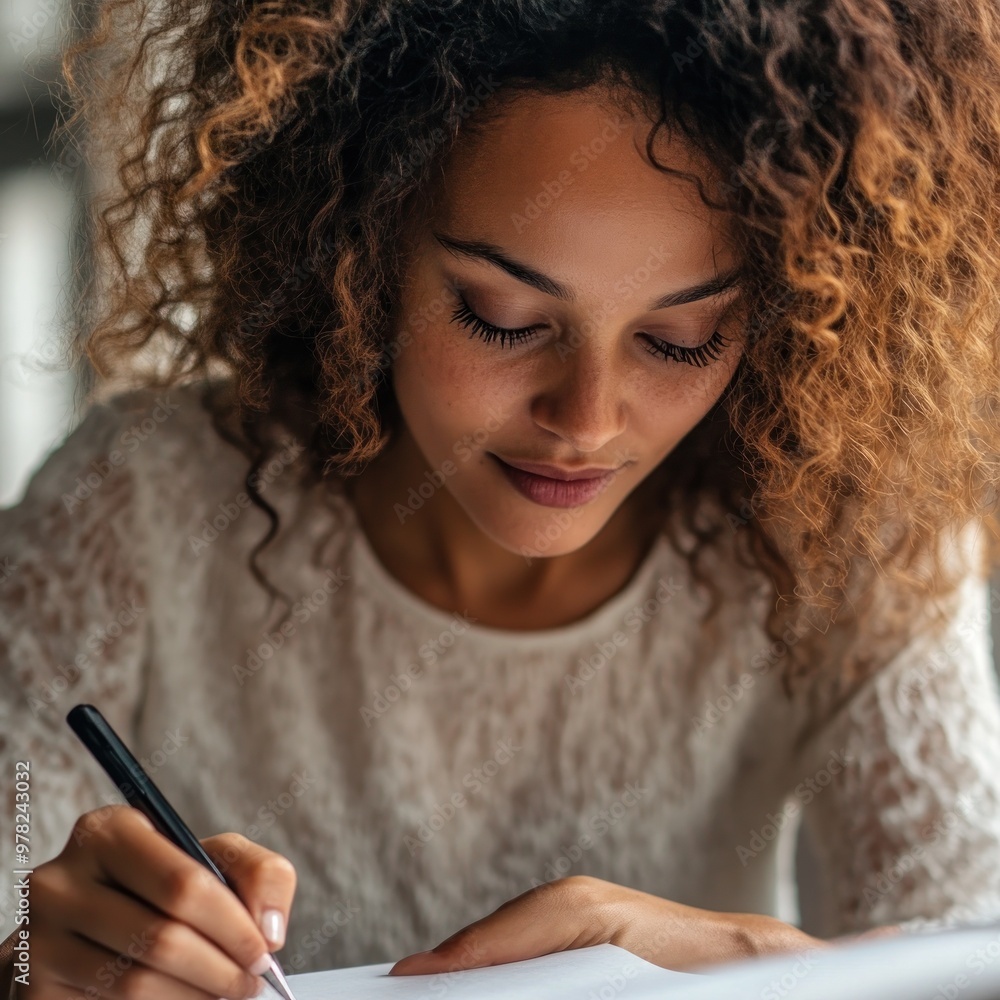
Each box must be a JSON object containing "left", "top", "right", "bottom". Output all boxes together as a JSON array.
[{"left": 3, "top": 380, "right": 1000, "bottom": 975}]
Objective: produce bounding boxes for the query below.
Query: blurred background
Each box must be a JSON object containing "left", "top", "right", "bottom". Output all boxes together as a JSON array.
[
  {"left": 0, "top": 0, "right": 86, "bottom": 508},
  {"left": 2, "top": 0, "right": 998, "bottom": 940}
]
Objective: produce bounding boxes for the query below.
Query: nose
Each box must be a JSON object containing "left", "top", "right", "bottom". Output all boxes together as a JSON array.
[{"left": 529, "top": 333, "right": 627, "bottom": 455}]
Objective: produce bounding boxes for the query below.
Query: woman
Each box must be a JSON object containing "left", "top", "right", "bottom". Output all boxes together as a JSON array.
[{"left": 3, "top": 0, "right": 1000, "bottom": 995}]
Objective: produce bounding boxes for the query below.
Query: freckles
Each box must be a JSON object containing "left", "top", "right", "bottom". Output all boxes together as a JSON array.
[
  {"left": 702, "top": 359, "right": 735, "bottom": 393},
  {"left": 428, "top": 322, "right": 531, "bottom": 395},
  {"left": 684, "top": 370, "right": 729, "bottom": 411},
  {"left": 402, "top": 318, "right": 466, "bottom": 382},
  {"left": 401, "top": 324, "right": 496, "bottom": 422},
  {"left": 640, "top": 364, "right": 728, "bottom": 427}
]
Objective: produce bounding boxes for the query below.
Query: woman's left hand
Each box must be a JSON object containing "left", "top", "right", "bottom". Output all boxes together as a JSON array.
[{"left": 387, "top": 875, "right": 833, "bottom": 976}]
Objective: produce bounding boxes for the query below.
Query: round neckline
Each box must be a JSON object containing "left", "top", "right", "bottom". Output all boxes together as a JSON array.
[{"left": 320, "top": 479, "right": 672, "bottom": 649}]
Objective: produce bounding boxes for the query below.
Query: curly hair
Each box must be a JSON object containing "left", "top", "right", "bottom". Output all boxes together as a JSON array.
[{"left": 55, "top": 0, "right": 1000, "bottom": 694}]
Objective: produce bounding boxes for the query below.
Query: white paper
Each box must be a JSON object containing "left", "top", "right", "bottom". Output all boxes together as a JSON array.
[
  {"left": 266, "top": 922, "right": 1000, "bottom": 1000},
  {"left": 275, "top": 943, "right": 695, "bottom": 998},
  {"left": 673, "top": 922, "right": 1000, "bottom": 1000}
]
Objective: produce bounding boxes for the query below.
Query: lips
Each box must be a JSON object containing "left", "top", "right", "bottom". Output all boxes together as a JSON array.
[
  {"left": 488, "top": 453, "right": 622, "bottom": 508},
  {"left": 495, "top": 456, "right": 624, "bottom": 481}
]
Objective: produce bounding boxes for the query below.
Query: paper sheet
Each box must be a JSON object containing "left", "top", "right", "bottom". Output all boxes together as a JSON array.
[
  {"left": 269, "top": 923, "right": 1000, "bottom": 1000},
  {"left": 275, "top": 943, "right": 695, "bottom": 998},
  {"left": 673, "top": 922, "right": 1000, "bottom": 1000}
]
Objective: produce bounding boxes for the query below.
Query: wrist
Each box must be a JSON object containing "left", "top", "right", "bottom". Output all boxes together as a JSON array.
[{"left": 719, "top": 912, "right": 829, "bottom": 963}]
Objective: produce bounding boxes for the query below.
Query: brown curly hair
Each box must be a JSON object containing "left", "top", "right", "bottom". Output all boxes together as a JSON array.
[{"left": 54, "top": 0, "right": 1000, "bottom": 695}]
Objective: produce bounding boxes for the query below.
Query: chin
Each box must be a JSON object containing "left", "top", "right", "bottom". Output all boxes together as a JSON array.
[{"left": 457, "top": 489, "right": 611, "bottom": 560}]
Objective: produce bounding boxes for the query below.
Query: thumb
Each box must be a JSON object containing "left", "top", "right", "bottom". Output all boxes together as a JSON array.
[{"left": 201, "top": 833, "right": 297, "bottom": 952}]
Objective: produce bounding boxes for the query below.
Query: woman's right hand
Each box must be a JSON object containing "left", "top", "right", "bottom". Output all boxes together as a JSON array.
[{"left": 13, "top": 804, "right": 297, "bottom": 999}]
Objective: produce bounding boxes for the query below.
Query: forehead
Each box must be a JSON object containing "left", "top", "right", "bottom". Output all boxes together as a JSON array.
[{"left": 427, "top": 87, "right": 736, "bottom": 292}]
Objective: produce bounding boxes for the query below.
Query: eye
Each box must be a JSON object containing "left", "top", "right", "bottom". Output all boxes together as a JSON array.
[
  {"left": 450, "top": 295, "right": 541, "bottom": 348},
  {"left": 639, "top": 330, "right": 729, "bottom": 368},
  {"left": 451, "top": 291, "right": 730, "bottom": 366}
]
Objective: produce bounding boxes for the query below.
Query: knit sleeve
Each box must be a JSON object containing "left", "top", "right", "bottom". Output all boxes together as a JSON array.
[
  {"left": 794, "top": 520, "right": 1000, "bottom": 937},
  {"left": 0, "top": 393, "right": 152, "bottom": 942}
]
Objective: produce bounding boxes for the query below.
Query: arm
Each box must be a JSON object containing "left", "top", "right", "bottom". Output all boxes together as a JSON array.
[
  {"left": 795, "top": 521, "right": 1000, "bottom": 936},
  {"left": 383, "top": 520, "right": 1000, "bottom": 975},
  {"left": 0, "top": 396, "right": 151, "bottom": 973}
]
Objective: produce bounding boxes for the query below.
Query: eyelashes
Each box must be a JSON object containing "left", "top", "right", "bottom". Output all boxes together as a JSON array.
[
  {"left": 640, "top": 330, "right": 729, "bottom": 368},
  {"left": 450, "top": 296, "right": 538, "bottom": 349},
  {"left": 449, "top": 294, "right": 729, "bottom": 367}
]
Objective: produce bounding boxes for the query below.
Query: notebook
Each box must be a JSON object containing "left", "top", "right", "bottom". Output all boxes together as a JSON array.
[{"left": 268, "top": 921, "right": 1000, "bottom": 1000}]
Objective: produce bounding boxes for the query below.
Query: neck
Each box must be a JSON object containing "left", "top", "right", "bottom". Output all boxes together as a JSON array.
[{"left": 343, "top": 427, "right": 664, "bottom": 630}]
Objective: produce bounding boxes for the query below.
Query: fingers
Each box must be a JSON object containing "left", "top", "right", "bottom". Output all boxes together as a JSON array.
[
  {"left": 75, "top": 808, "right": 274, "bottom": 978},
  {"left": 36, "top": 864, "right": 265, "bottom": 1000},
  {"left": 389, "top": 876, "right": 603, "bottom": 975},
  {"left": 33, "top": 927, "right": 233, "bottom": 1000},
  {"left": 201, "top": 833, "right": 297, "bottom": 951},
  {"left": 837, "top": 924, "right": 902, "bottom": 945}
]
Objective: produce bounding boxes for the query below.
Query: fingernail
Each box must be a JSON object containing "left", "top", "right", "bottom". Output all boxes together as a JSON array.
[
  {"left": 249, "top": 953, "right": 271, "bottom": 976},
  {"left": 389, "top": 950, "right": 433, "bottom": 974},
  {"left": 262, "top": 907, "right": 286, "bottom": 949}
]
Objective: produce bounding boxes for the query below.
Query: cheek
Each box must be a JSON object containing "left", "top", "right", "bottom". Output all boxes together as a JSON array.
[
  {"left": 627, "top": 354, "right": 742, "bottom": 464},
  {"left": 640, "top": 357, "right": 734, "bottom": 422},
  {"left": 391, "top": 320, "right": 525, "bottom": 450}
]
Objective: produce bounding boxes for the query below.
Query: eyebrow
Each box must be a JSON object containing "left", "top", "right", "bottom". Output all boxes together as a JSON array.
[{"left": 433, "top": 231, "right": 744, "bottom": 310}]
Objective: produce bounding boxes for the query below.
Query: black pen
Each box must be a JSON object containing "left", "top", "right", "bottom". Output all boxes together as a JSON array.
[{"left": 66, "top": 703, "right": 297, "bottom": 1000}]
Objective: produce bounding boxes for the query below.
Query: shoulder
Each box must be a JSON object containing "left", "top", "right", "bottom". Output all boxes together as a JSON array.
[
  {"left": 1, "top": 377, "right": 297, "bottom": 571},
  {"left": 73, "top": 377, "right": 311, "bottom": 523},
  {"left": 787, "top": 517, "right": 997, "bottom": 748},
  {"left": 88, "top": 377, "right": 247, "bottom": 482},
  {"left": 8, "top": 378, "right": 240, "bottom": 509}
]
